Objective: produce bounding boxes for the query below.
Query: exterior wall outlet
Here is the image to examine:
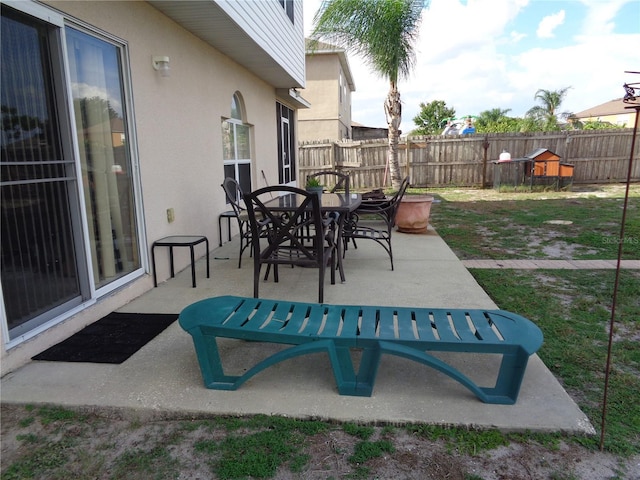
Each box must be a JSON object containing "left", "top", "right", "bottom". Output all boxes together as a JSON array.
[{"left": 166, "top": 208, "right": 175, "bottom": 223}]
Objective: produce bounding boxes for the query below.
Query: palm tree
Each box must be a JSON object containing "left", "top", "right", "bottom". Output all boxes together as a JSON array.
[
  {"left": 526, "top": 87, "right": 572, "bottom": 131},
  {"left": 310, "top": 0, "right": 427, "bottom": 189},
  {"left": 477, "top": 108, "right": 511, "bottom": 124},
  {"left": 475, "top": 108, "right": 511, "bottom": 133}
]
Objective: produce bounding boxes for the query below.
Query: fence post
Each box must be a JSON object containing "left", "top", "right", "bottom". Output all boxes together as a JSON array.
[
  {"left": 482, "top": 136, "right": 490, "bottom": 188},
  {"left": 330, "top": 141, "right": 336, "bottom": 170},
  {"left": 564, "top": 134, "right": 572, "bottom": 167},
  {"left": 405, "top": 137, "right": 411, "bottom": 181}
]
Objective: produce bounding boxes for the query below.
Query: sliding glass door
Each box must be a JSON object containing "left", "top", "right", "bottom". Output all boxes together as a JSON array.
[{"left": 1, "top": 4, "right": 142, "bottom": 341}]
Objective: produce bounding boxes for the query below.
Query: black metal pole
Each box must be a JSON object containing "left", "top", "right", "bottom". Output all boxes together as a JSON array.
[{"left": 599, "top": 104, "right": 639, "bottom": 451}]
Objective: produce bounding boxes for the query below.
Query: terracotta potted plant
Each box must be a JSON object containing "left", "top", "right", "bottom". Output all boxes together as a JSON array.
[{"left": 395, "top": 194, "right": 434, "bottom": 233}]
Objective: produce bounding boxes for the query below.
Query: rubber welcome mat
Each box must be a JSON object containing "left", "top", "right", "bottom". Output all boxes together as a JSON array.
[{"left": 32, "top": 312, "right": 177, "bottom": 364}]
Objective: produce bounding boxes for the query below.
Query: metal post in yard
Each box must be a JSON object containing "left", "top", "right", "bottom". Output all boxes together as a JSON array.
[{"left": 600, "top": 82, "right": 639, "bottom": 451}]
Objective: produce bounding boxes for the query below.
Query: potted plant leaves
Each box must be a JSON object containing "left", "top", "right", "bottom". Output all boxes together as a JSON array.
[{"left": 305, "top": 177, "right": 324, "bottom": 197}]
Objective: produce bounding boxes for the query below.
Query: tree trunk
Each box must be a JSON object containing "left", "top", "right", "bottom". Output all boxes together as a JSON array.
[{"left": 384, "top": 84, "right": 402, "bottom": 190}]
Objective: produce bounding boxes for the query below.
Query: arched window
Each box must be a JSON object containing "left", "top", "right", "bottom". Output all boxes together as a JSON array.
[{"left": 222, "top": 93, "right": 252, "bottom": 199}]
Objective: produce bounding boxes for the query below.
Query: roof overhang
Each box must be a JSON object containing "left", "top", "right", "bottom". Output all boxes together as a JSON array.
[
  {"left": 276, "top": 88, "right": 311, "bottom": 109},
  {"left": 148, "top": 1, "right": 302, "bottom": 88}
]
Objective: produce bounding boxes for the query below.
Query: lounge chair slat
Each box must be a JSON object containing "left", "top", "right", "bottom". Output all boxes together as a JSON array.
[
  {"left": 301, "top": 304, "right": 326, "bottom": 336},
  {"left": 431, "top": 310, "right": 461, "bottom": 342},
  {"left": 241, "top": 300, "right": 278, "bottom": 330},
  {"left": 449, "top": 310, "right": 480, "bottom": 343},
  {"left": 221, "top": 297, "right": 260, "bottom": 327},
  {"left": 396, "top": 309, "right": 414, "bottom": 340},
  {"left": 413, "top": 309, "right": 438, "bottom": 341},
  {"left": 468, "top": 310, "right": 501, "bottom": 342},
  {"left": 317, "top": 306, "right": 343, "bottom": 338},
  {"left": 377, "top": 308, "right": 396, "bottom": 339},
  {"left": 358, "top": 306, "right": 379, "bottom": 338}
]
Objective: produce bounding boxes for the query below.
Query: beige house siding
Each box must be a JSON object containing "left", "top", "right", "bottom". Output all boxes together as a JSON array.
[
  {"left": 299, "top": 41, "right": 355, "bottom": 142},
  {"left": 578, "top": 112, "right": 631, "bottom": 127},
  {"left": 1, "top": 0, "right": 305, "bottom": 373},
  {"left": 573, "top": 98, "right": 634, "bottom": 127}
]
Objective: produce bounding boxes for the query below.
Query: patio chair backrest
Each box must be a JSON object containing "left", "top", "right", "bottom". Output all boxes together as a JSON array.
[
  {"left": 221, "top": 177, "right": 253, "bottom": 268},
  {"left": 221, "top": 177, "right": 244, "bottom": 216},
  {"left": 343, "top": 177, "right": 410, "bottom": 270},
  {"left": 243, "top": 185, "right": 337, "bottom": 303},
  {"left": 307, "top": 170, "right": 350, "bottom": 195},
  {"left": 386, "top": 176, "right": 411, "bottom": 225}
]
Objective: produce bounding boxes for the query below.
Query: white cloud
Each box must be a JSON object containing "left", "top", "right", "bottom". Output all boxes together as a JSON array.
[
  {"left": 303, "top": 0, "right": 638, "bottom": 133},
  {"left": 579, "top": 0, "right": 630, "bottom": 35},
  {"left": 509, "top": 31, "right": 527, "bottom": 43},
  {"left": 536, "top": 10, "right": 565, "bottom": 39},
  {"left": 416, "top": 0, "right": 526, "bottom": 63}
]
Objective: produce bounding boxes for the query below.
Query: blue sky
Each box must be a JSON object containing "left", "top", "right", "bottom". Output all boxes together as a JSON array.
[{"left": 304, "top": 0, "right": 640, "bottom": 132}]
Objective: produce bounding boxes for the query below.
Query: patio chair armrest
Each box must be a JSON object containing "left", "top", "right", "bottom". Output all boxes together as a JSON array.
[{"left": 358, "top": 199, "right": 390, "bottom": 210}]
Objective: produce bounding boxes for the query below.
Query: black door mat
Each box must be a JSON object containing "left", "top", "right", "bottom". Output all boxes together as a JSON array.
[{"left": 32, "top": 312, "right": 177, "bottom": 364}]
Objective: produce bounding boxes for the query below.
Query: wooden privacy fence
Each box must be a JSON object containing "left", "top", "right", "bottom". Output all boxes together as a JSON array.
[{"left": 299, "top": 129, "right": 640, "bottom": 189}]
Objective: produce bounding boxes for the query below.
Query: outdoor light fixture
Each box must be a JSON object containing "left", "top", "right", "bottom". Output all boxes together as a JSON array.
[{"left": 152, "top": 55, "right": 170, "bottom": 77}]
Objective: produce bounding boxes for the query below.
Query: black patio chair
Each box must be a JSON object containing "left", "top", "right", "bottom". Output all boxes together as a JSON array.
[
  {"left": 243, "top": 185, "right": 337, "bottom": 303},
  {"left": 220, "top": 177, "right": 252, "bottom": 268},
  {"left": 342, "top": 176, "right": 410, "bottom": 271}
]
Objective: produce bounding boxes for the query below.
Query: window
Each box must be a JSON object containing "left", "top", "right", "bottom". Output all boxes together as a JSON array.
[
  {"left": 339, "top": 69, "right": 348, "bottom": 106},
  {"left": 222, "top": 93, "right": 252, "bottom": 198},
  {"left": 279, "top": 0, "right": 294, "bottom": 23}
]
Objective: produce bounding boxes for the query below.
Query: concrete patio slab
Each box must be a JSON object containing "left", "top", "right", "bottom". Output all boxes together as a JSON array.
[{"left": 0, "top": 227, "right": 595, "bottom": 435}]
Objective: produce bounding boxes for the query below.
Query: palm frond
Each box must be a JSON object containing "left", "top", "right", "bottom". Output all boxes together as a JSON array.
[{"left": 311, "top": 0, "right": 427, "bottom": 83}]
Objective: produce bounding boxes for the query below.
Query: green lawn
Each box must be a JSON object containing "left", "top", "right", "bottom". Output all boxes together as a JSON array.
[{"left": 429, "top": 184, "right": 640, "bottom": 454}]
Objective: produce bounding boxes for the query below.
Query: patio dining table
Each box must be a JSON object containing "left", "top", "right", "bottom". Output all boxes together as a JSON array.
[{"left": 261, "top": 192, "right": 361, "bottom": 282}]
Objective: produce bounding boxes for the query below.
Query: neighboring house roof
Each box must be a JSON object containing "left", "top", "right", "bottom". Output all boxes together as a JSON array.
[
  {"left": 305, "top": 39, "right": 356, "bottom": 91},
  {"left": 352, "top": 122, "right": 385, "bottom": 130},
  {"left": 573, "top": 98, "right": 630, "bottom": 118}
]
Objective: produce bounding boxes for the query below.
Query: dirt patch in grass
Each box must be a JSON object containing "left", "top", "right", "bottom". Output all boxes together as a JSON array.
[
  {"left": 429, "top": 184, "right": 640, "bottom": 261},
  {"left": 2, "top": 403, "right": 639, "bottom": 480}
]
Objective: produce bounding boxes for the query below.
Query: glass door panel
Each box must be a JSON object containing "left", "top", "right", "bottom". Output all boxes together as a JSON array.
[
  {"left": 1, "top": 8, "right": 82, "bottom": 338},
  {"left": 65, "top": 27, "right": 140, "bottom": 288}
]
